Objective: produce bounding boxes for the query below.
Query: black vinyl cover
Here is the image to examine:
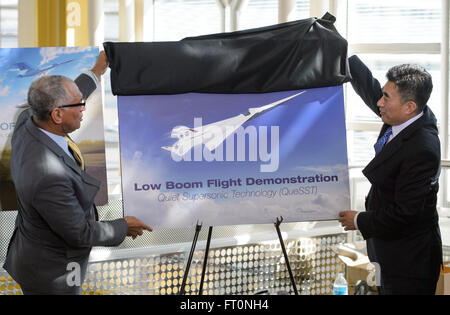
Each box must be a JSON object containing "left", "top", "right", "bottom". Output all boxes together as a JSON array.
[{"left": 104, "top": 13, "right": 350, "bottom": 95}]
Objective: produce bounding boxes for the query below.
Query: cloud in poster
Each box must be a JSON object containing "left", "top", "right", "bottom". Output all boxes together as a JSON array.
[
  {"left": 39, "top": 46, "right": 93, "bottom": 66},
  {"left": 294, "top": 164, "right": 348, "bottom": 173},
  {"left": 0, "top": 85, "right": 10, "bottom": 96}
]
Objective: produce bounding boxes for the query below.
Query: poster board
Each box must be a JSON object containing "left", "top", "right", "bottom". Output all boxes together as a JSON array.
[
  {"left": 0, "top": 47, "right": 108, "bottom": 210},
  {"left": 118, "top": 86, "right": 350, "bottom": 228}
]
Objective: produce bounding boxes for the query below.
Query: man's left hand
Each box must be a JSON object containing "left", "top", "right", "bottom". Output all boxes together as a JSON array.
[{"left": 338, "top": 210, "right": 357, "bottom": 231}]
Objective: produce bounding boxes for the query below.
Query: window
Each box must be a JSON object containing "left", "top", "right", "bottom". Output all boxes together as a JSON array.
[
  {"left": 240, "top": 0, "right": 309, "bottom": 30},
  {"left": 239, "top": 0, "right": 279, "bottom": 30},
  {"left": 347, "top": 54, "right": 441, "bottom": 122},
  {"left": 0, "top": 0, "right": 18, "bottom": 48},
  {"left": 347, "top": 0, "right": 441, "bottom": 44},
  {"left": 295, "top": 0, "right": 309, "bottom": 19},
  {"left": 103, "top": 0, "right": 120, "bottom": 196},
  {"left": 153, "top": 0, "right": 221, "bottom": 41},
  {"left": 345, "top": 0, "right": 446, "bottom": 212},
  {"left": 104, "top": 0, "right": 119, "bottom": 42}
]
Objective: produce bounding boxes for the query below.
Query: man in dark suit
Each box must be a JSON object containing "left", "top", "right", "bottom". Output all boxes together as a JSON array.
[
  {"left": 3, "top": 51, "right": 152, "bottom": 295},
  {"left": 339, "top": 55, "right": 442, "bottom": 295}
]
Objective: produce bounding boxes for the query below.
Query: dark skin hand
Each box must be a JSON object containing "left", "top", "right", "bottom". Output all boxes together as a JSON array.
[
  {"left": 124, "top": 216, "right": 153, "bottom": 239},
  {"left": 90, "top": 50, "right": 109, "bottom": 80}
]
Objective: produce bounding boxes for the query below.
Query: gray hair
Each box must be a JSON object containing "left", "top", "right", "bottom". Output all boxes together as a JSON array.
[{"left": 27, "top": 75, "right": 75, "bottom": 121}]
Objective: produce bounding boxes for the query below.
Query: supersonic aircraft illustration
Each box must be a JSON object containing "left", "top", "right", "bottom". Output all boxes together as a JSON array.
[
  {"left": 162, "top": 90, "right": 306, "bottom": 156},
  {"left": 10, "top": 59, "right": 75, "bottom": 78}
]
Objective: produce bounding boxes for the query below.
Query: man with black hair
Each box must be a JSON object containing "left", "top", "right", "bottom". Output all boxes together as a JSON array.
[{"left": 339, "top": 56, "right": 442, "bottom": 295}]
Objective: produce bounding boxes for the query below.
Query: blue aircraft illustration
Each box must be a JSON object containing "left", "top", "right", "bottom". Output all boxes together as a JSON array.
[{"left": 10, "top": 59, "right": 75, "bottom": 78}]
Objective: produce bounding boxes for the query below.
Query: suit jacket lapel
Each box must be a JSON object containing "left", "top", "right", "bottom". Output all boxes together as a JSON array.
[
  {"left": 24, "top": 116, "right": 101, "bottom": 188},
  {"left": 363, "top": 134, "right": 402, "bottom": 175},
  {"left": 25, "top": 116, "right": 83, "bottom": 176},
  {"left": 363, "top": 108, "right": 431, "bottom": 176}
]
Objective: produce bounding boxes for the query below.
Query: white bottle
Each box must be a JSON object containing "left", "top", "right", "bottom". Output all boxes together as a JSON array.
[{"left": 332, "top": 272, "right": 348, "bottom": 295}]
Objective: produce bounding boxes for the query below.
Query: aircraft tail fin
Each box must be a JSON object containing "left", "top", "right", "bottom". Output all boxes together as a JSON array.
[{"left": 13, "top": 62, "right": 34, "bottom": 71}]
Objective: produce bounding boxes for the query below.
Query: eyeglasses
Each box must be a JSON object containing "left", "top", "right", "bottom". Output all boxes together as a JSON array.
[{"left": 58, "top": 101, "right": 86, "bottom": 108}]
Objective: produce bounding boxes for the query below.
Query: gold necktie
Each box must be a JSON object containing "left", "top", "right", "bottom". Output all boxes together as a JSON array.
[{"left": 65, "top": 136, "right": 85, "bottom": 170}]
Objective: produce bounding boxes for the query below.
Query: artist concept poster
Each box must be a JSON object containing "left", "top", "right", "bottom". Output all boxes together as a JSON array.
[
  {"left": 0, "top": 47, "right": 108, "bottom": 210},
  {"left": 118, "top": 86, "right": 350, "bottom": 228}
]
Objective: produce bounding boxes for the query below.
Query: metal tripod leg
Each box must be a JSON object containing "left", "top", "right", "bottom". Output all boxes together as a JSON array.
[
  {"left": 179, "top": 222, "right": 202, "bottom": 295},
  {"left": 275, "top": 216, "right": 299, "bottom": 295}
]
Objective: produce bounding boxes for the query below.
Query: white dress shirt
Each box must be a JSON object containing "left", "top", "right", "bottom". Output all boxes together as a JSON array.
[{"left": 38, "top": 127, "right": 75, "bottom": 163}]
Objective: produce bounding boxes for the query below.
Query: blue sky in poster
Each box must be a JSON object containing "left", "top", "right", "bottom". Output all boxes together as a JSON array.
[
  {"left": 118, "top": 86, "right": 350, "bottom": 228},
  {"left": 119, "top": 86, "right": 347, "bottom": 181},
  {"left": 0, "top": 47, "right": 97, "bottom": 109},
  {"left": 0, "top": 46, "right": 108, "bottom": 208},
  {"left": 0, "top": 47, "right": 102, "bottom": 143}
]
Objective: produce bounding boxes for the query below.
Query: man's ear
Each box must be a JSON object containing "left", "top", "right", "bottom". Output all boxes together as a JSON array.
[
  {"left": 405, "top": 101, "right": 418, "bottom": 115},
  {"left": 50, "top": 108, "right": 63, "bottom": 124}
]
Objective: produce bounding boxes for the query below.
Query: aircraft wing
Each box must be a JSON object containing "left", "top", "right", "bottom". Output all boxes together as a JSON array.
[
  {"left": 161, "top": 115, "right": 248, "bottom": 157},
  {"left": 12, "top": 62, "right": 33, "bottom": 71},
  {"left": 55, "top": 59, "right": 75, "bottom": 66},
  {"left": 161, "top": 139, "right": 194, "bottom": 157},
  {"left": 201, "top": 90, "right": 306, "bottom": 151},
  {"left": 246, "top": 90, "right": 305, "bottom": 116},
  {"left": 11, "top": 60, "right": 74, "bottom": 78},
  {"left": 161, "top": 126, "right": 203, "bottom": 156},
  {"left": 200, "top": 114, "right": 249, "bottom": 151},
  {"left": 162, "top": 90, "right": 305, "bottom": 156}
]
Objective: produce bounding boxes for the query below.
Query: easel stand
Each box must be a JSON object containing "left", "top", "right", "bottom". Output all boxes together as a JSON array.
[
  {"left": 274, "top": 216, "right": 299, "bottom": 295},
  {"left": 179, "top": 217, "right": 299, "bottom": 295},
  {"left": 179, "top": 222, "right": 203, "bottom": 295},
  {"left": 198, "top": 226, "right": 213, "bottom": 295}
]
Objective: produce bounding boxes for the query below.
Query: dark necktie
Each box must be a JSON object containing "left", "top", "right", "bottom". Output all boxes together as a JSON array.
[{"left": 374, "top": 127, "right": 392, "bottom": 156}]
